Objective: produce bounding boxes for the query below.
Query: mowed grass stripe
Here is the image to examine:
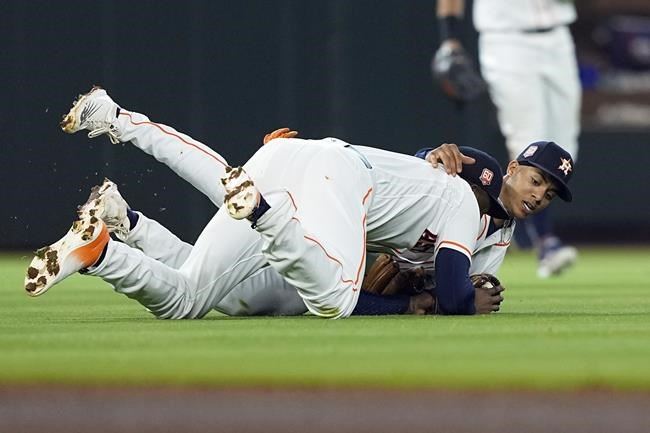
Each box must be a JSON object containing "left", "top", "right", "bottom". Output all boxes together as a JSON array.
[{"left": 0, "top": 248, "right": 649, "bottom": 389}]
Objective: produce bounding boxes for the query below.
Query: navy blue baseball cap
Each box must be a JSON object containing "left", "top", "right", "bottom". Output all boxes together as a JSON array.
[
  {"left": 516, "top": 141, "right": 574, "bottom": 202},
  {"left": 457, "top": 147, "right": 509, "bottom": 220}
]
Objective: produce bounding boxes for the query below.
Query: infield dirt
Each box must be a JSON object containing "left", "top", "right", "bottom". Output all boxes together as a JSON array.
[{"left": 2, "top": 386, "right": 649, "bottom": 433}]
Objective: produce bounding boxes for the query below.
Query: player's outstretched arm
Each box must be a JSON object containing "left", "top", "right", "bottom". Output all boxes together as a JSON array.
[
  {"left": 415, "top": 143, "right": 476, "bottom": 175},
  {"left": 434, "top": 248, "right": 476, "bottom": 314},
  {"left": 428, "top": 143, "right": 475, "bottom": 175},
  {"left": 434, "top": 248, "right": 502, "bottom": 315}
]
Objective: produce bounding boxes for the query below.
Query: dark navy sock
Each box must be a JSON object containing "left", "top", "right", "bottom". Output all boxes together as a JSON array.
[
  {"left": 95, "top": 243, "right": 108, "bottom": 266},
  {"left": 352, "top": 291, "right": 410, "bottom": 315},
  {"left": 249, "top": 195, "right": 271, "bottom": 228},
  {"left": 126, "top": 209, "right": 139, "bottom": 230}
]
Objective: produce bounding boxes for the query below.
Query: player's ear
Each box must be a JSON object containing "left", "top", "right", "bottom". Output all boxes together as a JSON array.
[{"left": 505, "top": 160, "right": 519, "bottom": 177}]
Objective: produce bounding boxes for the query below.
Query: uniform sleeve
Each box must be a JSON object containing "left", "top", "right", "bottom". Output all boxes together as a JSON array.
[
  {"left": 433, "top": 191, "right": 480, "bottom": 263},
  {"left": 469, "top": 221, "right": 515, "bottom": 275},
  {"left": 429, "top": 191, "right": 481, "bottom": 315},
  {"left": 469, "top": 244, "right": 509, "bottom": 275},
  {"left": 434, "top": 248, "right": 476, "bottom": 315}
]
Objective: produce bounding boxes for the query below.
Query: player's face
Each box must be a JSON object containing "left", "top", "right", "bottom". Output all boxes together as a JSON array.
[{"left": 500, "top": 162, "right": 557, "bottom": 219}]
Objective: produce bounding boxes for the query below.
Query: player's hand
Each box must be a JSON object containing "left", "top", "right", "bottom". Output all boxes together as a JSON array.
[
  {"left": 263, "top": 127, "right": 298, "bottom": 145},
  {"left": 472, "top": 274, "right": 505, "bottom": 314},
  {"left": 426, "top": 142, "right": 476, "bottom": 175},
  {"left": 407, "top": 291, "right": 435, "bottom": 315},
  {"left": 432, "top": 40, "right": 487, "bottom": 103}
]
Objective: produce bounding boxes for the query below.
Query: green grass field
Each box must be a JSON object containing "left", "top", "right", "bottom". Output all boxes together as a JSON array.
[{"left": 1, "top": 247, "right": 649, "bottom": 390}]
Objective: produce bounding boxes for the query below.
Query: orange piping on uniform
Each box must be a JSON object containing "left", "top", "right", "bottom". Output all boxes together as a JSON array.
[
  {"left": 120, "top": 112, "right": 228, "bottom": 167},
  {"left": 302, "top": 213, "right": 367, "bottom": 291},
  {"left": 303, "top": 235, "right": 355, "bottom": 284},
  {"left": 476, "top": 215, "right": 488, "bottom": 240},
  {"left": 287, "top": 191, "right": 298, "bottom": 211},
  {"left": 294, "top": 188, "right": 371, "bottom": 291},
  {"left": 353, "top": 214, "right": 368, "bottom": 288},
  {"left": 362, "top": 188, "right": 373, "bottom": 204},
  {"left": 436, "top": 240, "right": 472, "bottom": 257}
]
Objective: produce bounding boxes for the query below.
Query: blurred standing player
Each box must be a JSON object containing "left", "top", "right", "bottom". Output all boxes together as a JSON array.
[{"left": 433, "top": 0, "right": 581, "bottom": 278}]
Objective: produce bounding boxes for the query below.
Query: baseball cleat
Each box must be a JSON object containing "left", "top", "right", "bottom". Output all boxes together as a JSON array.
[
  {"left": 221, "top": 166, "right": 260, "bottom": 220},
  {"left": 25, "top": 216, "right": 109, "bottom": 297},
  {"left": 537, "top": 242, "right": 578, "bottom": 278},
  {"left": 77, "top": 178, "right": 131, "bottom": 240},
  {"left": 60, "top": 86, "right": 121, "bottom": 144}
]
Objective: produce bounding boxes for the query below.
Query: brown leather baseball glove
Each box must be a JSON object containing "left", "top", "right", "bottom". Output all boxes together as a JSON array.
[{"left": 362, "top": 254, "right": 426, "bottom": 296}]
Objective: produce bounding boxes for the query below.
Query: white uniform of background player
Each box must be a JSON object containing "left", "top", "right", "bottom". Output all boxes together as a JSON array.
[
  {"left": 475, "top": 0, "right": 580, "bottom": 160},
  {"left": 37, "top": 89, "right": 489, "bottom": 319},
  {"left": 436, "top": 0, "right": 580, "bottom": 277}
]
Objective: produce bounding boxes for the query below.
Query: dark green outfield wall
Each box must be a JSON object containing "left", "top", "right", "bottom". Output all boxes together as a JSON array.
[{"left": 2, "top": 1, "right": 648, "bottom": 248}]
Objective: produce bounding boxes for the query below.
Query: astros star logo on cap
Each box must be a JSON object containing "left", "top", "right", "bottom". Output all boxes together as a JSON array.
[{"left": 558, "top": 158, "right": 572, "bottom": 176}]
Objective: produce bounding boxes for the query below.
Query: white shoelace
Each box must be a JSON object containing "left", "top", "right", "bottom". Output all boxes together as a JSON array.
[{"left": 88, "top": 126, "right": 120, "bottom": 144}]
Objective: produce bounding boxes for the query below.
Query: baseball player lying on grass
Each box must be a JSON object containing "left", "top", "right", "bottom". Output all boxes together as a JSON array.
[
  {"left": 363, "top": 139, "right": 575, "bottom": 299},
  {"left": 24, "top": 87, "right": 510, "bottom": 318}
]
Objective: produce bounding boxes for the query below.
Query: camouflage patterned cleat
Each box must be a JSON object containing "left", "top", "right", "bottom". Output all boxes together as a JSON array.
[
  {"left": 60, "top": 86, "right": 121, "bottom": 144},
  {"left": 77, "top": 178, "right": 131, "bottom": 240},
  {"left": 221, "top": 166, "right": 260, "bottom": 220},
  {"left": 25, "top": 216, "right": 109, "bottom": 297}
]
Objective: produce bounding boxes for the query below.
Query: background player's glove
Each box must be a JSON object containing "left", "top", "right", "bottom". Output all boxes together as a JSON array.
[
  {"left": 432, "top": 42, "right": 487, "bottom": 102},
  {"left": 362, "top": 254, "right": 426, "bottom": 296},
  {"left": 471, "top": 273, "right": 505, "bottom": 314},
  {"left": 263, "top": 127, "right": 298, "bottom": 145}
]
